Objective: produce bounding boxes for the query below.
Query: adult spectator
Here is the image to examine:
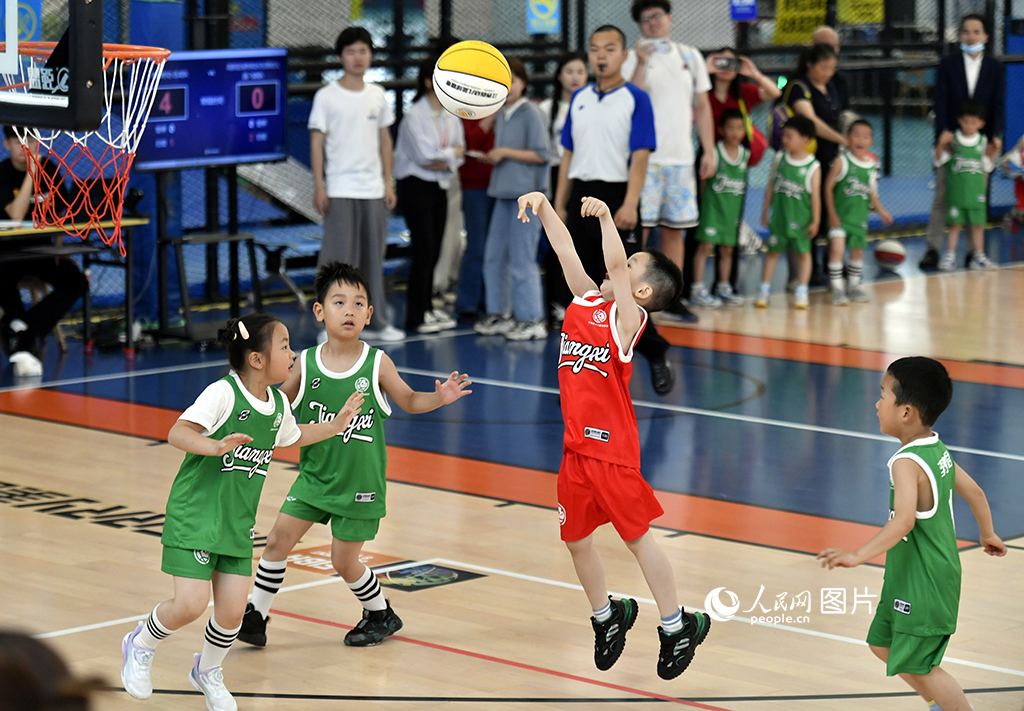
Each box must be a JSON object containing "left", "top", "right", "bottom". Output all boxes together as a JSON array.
[
  {"left": 393, "top": 55, "right": 465, "bottom": 335},
  {"left": 0, "top": 126, "right": 85, "bottom": 377},
  {"left": 703, "top": 48, "right": 780, "bottom": 293},
  {"left": 811, "top": 26, "right": 849, "bottom": 110},
  {"left": 705, "top": 48, "right": 781, "bottom": 140},
  {"left": 538, "top": 53, "right": 587, "bottom": 327},
  {"left": 554, "top": 25, "right": 675, "bottom": 395},
  {"left": 309, "top": 26, "right": 403, "bottom": 341},
  {"left": 0, "top": 629, "right": 101, "bottom": 710},
  {"left": 454, "top": 114, "right": 495, "bottom": 323},
  {"left": 920, "top": 13, "right": 1004, "bottom": 269},
  {"left": 622, "top": 0, "right": 715, "bottom": 324},
  {"left": 784, "top": 43, "right": 849, "bottom": 284}
]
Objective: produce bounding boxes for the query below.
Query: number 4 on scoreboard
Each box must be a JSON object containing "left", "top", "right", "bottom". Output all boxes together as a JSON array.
[{"left": 150, "top": 86, "right": 188, "bottom": 122}]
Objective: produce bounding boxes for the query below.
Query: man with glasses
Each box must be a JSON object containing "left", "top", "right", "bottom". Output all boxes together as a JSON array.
[{"left": 622, "top": 0, "right": 714, "bottom": 324}]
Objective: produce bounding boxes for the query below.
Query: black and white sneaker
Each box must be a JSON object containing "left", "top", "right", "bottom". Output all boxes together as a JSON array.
[
  {"left": 592, "top": 597, "right": 638, "bottom": 671},
  {"left": 657, "top": 610, "right": 711, "bottom": 679},
  {"left": 237, "top": 603, "right": 268, "bottom": 647},
  {"left": 344, "top": 601, "right": 403, "bottom": 647}
]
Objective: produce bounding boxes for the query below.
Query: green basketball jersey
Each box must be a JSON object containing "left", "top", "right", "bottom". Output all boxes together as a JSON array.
[
  {"left": 832, "top": 150, "right": 877, "bottom": 232},
  {"left": 162, "top": 374, "right": 287, "bottom": 558},
  {"left": 769, "top": 152, "right": 820, "bottom": 237},
  {"left": 944, "top": 131, "right": 988, "bottom": 210},
  {"left": 697, "top": 142, "right": 748, "bottom": 243},
  {"left": 882, "top": 433, "right": 961, "bottom": 636},
  {"left": 289, "top": 342, "right": 391, "bottom": 519}
]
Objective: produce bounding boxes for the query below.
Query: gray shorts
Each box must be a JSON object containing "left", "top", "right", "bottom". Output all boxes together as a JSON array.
[{"left": 320, "top": 197, "right": 390, "bottom": 328}]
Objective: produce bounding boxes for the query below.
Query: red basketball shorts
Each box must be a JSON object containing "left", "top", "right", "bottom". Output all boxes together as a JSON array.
[{"left": 557, "top": 449, "right": 664, "bottom": 542}]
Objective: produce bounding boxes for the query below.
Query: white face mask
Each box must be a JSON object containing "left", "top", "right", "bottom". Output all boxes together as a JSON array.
[{"left": 960, "top": 41, "right": 985, "bottom": 55}]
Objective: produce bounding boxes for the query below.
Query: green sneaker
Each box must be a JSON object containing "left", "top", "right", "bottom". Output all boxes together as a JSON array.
[{"left": 591, "top": 597, "right": 638, "bottom": 671}]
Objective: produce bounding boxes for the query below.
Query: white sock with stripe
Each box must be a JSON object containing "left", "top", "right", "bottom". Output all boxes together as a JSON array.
[
  {"left": 135, "top": 605, "right": 172, "bottom": 650},
  {"left": 661, "top": 609, "right": 684, "bottom": 634},
  {"left": 251, "top": 557, "right": 287, "bottom": 617},
  {"left": 198, "top": 617, "right": 241, "bottom": 672},
  {"left": 347, "top": 565, "right": 387, "bottom": 612},
  {"left": 593, "top": 600, "right": 612, "bottom": 623}
]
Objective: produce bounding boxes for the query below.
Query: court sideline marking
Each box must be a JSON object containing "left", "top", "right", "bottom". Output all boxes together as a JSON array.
[
  {"left": 4, "top": 360, "right": 1023, "bottom": 465},
  {"left": 35, "top": 556, "right": 1024, "bottom": 680}
]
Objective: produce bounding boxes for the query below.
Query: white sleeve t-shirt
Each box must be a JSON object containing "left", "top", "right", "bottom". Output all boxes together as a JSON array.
[
  {"left": 308, "top": 82, "right": 395, "bottom": 200},
  {"left": 179, "top": 373, "right": 302, "bottom": 448},
  {"left": 622, "top": 42, "right": 711, "bottom": 166}
]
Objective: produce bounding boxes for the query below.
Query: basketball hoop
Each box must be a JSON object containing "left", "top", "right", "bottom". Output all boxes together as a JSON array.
[{"left": 0, "top": 42, "right": 170, "bottom": 256}]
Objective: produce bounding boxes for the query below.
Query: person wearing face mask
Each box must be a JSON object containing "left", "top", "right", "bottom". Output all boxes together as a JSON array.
[{"left": 920, "top": 13, "right": 1004, "bottom": 270}]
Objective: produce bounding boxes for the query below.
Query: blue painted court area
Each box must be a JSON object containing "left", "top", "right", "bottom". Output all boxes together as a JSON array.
[{"left": 4, "top": 263, "right": 1022, "bottom": 549}]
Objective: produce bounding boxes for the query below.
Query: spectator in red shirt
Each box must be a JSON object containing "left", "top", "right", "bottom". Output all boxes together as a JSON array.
[
  {"left": 454, "top": 115, "right": 496, "bottom": 322},
  {"left": 704, "top": 48, "right": 780, "bottom": 142}
]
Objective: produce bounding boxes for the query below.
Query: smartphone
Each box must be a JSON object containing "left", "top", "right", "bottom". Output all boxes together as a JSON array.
[
  {"left": 639, "top": 38, "right": 671, "bottom": 54},
  {"left": 713, "top": 56, "right": 743, "bottom": 71}
]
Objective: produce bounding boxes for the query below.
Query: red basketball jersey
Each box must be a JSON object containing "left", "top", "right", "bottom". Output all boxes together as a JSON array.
[{"left": 558, "top": 291, "right": 647, "bottom": 467}]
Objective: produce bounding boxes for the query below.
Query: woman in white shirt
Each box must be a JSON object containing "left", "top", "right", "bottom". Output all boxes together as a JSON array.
[
  {"left": 536, "top": 53, "right": 587, "bottom": 327},
  {"left": 393, "top": 56, "right": 465, "bottom": 334}
]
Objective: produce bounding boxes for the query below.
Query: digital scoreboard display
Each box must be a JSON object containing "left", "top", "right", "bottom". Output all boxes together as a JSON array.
[{"left": 135, "top": 48, "right": 288, "bottom": 171}]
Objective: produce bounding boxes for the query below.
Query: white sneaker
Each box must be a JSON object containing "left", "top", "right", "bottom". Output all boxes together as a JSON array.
[
  {"left": 121, "top": 623, "right": 155, "bottom": 700},
  {"left": 715, "top": 283, "right": 743, "bottom": 306},
  {"left": 831, "top": 288, "right": 849, "bottom": 306},
  {"left": 504, "top": 320, "right": 548, "bottom": 341},
  {"left": 474, "top": 314, "right": 514, "bottom": 335},
  {"left": 188, "top": 654, "right": 237, "bottom": 711},
  {"left": 938, "top": 252, "right": 957, "bottom": 272},
  {"left": 365, "top": 325, "right": 406, "bottom": 342},
  {"left": 847, "top": 284, "right": 870, "bottom": 302},
  {"left": 793, "top": 290, "right": 810, "bottom": 309},
  {"left": 9, "top": 351, "right": 42, "bottom": 377},
  {"left": 754, "top": 285, "right": 770, "bottom": 308},
  {"left": 430, "top": 309, "right": 457, "bottom": 330},
  {"left": 689, "top": 285, "right": 721, "bottom": 308},
  {"left": 969, "top": 252, "right": 995, "bottom": 270}
]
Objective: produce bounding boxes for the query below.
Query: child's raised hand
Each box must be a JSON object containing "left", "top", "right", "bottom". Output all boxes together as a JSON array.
[
  {"left": 213, "top": 433, "right": 253, "bottom": 457},
  {"left": 517, "top": 192, "right": 548, "bottom": 223},
  {"left": 331, "top": 391, "right": 365, "bottom": 432},
  {"left": 816, "top": 547, "right": 861, "bottom": 569},
  {"left": 981, "top": 533, "right": 1007, "bottom": 557},
  {"left": 436, "top": 371, "right": 472, "bottom": 404},
  {"left": 580, "top": 196, "right": 610, "bottom": 219}
]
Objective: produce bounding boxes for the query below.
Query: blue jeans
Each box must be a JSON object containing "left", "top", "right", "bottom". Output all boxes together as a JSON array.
[
  {"left": 483, "top": 198, "right": 543, "bottom": 321},
  {"left": 454, "top": 189, "right": 495, "bottom": 315}
]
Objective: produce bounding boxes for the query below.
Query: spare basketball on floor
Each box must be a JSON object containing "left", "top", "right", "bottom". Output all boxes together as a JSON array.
[
  {"left": 433, "top": 40, "right": 511, "bottom": 119},
  {"left": 874, "top": 239, "right": 906, "bottom": 269}
]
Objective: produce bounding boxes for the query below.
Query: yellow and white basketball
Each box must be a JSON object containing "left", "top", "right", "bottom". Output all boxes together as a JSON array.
[{"left": 432, "top": 41, "right": 511, "bottom": 119}]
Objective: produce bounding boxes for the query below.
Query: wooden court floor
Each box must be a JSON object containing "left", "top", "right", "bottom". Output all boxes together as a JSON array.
[{"left": 2, "top": 264, "right": 1023, "bottom": 709}]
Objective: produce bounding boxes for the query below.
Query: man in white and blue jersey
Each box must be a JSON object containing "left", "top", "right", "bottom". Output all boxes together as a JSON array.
[{"left": 553, "top": 25, "right": 675, "bottom": 396}]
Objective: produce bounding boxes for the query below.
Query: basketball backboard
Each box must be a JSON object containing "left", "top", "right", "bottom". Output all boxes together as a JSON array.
[{"left": 0, "top": 0, "right": 103, "bottom": 131}]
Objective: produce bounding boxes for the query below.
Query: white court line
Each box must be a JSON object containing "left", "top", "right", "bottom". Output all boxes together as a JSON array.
[
  {"left": 0, "top": 360, "right": 229, "bottom": 394},
  {"left": 34, "top": 555, "right": 1024, "bottom": 679},
  {"left": 397, "top": 367, "right": 1024, "bottom": 464},
  {"left": 33, "top": 559, "right": 430, "bottom": 640},
  {"left": 430, "top": 558, "right": 1024, "bottom": 680}
]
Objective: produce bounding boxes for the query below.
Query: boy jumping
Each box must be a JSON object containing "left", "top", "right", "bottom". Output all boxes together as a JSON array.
[
  {"left": 517, "top": 191, "right": 710, "bottom": 679},
  {"left": 819, "top": 356, "right": 1006, "bottom": 711}
]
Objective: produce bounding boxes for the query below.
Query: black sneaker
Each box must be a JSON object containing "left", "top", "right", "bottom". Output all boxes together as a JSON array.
[
  {"left": 657, "top": 610, "right": 711, "bottom": 680},
  {"left": 344, "top": 601, "right": 403, "bottom": 647},
  {"left": 592, "top": 597, "right": 638, "bottom": 671},
  {"left": 660, "top": 300, "right": 699, "bottom": 324},
  {"left": 919, "top": 248, "right": 939, "bottom": 270},
  {"left": 649, "top": 356, "right": 674, "bottom": 396},
  {"left": 237, "top": 603, "right": 268, "bottom": 647}
]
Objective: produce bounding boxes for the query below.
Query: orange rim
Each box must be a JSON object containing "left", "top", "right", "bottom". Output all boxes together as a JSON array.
[{"left": 0, "top": 41, "right": 170, "bottom": 62}]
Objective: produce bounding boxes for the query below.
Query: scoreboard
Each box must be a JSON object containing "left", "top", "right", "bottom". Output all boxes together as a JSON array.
[{"left": 135, "top": 48, "right": 288, "bottom": 171}]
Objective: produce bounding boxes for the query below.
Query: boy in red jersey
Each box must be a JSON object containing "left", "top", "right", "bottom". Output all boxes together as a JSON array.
[{"left": 517, "top": 191, "right": 709, "bottom": 680}]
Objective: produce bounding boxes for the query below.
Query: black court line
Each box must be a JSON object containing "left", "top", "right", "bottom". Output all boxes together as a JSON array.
[{"left": 106, "top": 686, "right": 1024, "bottom": 703}]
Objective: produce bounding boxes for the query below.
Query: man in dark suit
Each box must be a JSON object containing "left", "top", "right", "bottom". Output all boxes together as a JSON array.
[{"left": 920, "top": 13, "right": 1005, "bottom": 269}]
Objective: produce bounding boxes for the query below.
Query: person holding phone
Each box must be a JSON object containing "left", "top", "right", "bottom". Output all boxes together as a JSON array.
[
  {"left": 705, "top": 48, "right": 780, "bottom": 143},
  {"left": 622, "top": 0, "right": 715, "bottom": 326}
]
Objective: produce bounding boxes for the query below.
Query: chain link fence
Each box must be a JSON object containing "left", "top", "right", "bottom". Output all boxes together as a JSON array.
[{"left": 9, "top": 0, "right": 1019, "bottom": 318}]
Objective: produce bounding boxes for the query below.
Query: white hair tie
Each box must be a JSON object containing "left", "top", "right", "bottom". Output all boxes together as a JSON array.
[{"left": 237, "top": 321, "right": 250, "bottom": 340}]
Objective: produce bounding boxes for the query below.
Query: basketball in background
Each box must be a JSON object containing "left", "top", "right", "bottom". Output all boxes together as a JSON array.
[
  {"left": 874, "top": 239, "right": 906, "bottom": 270},
  {"left": 432, "top": 41, "right": 511, "bottom": 119}
]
